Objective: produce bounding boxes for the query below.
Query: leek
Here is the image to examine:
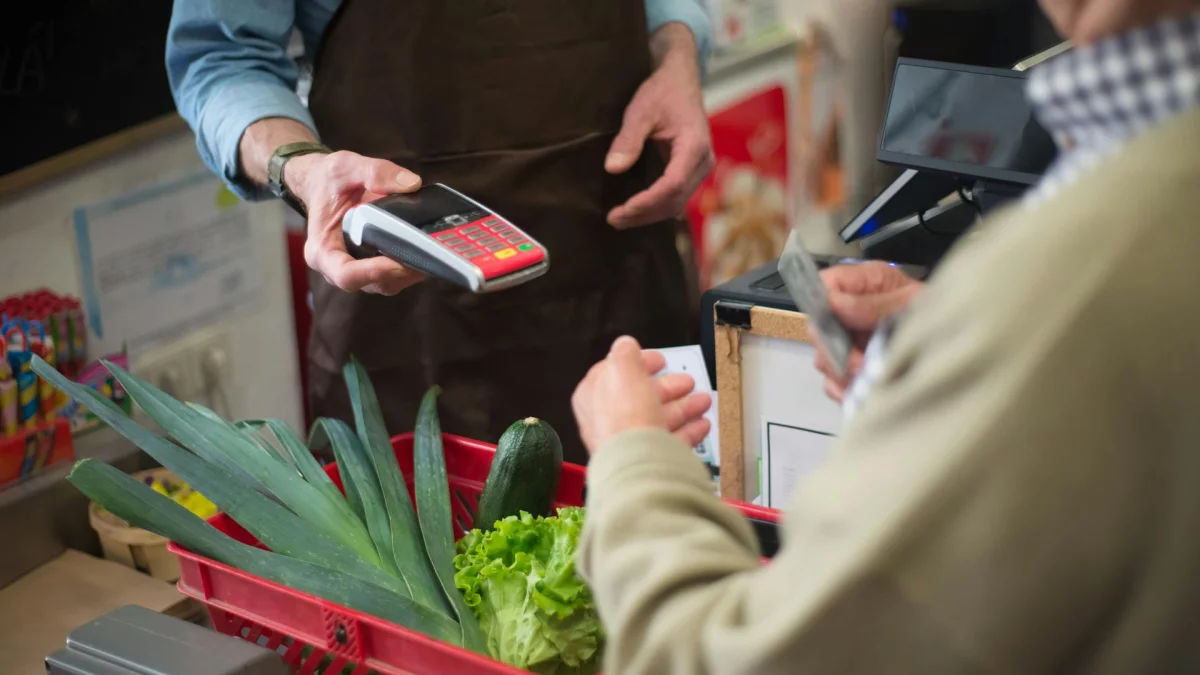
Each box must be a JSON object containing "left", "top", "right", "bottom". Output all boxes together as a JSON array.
[
  {"left": 414, "top": 386, "right": 489, "bottom": 652},
  {"left": 30, "top": 357, "right": 415, "bottom": 598},
  {"left": 68, "top": 459, "right": 462, "bottom": 644},
  {"left": 343, "top": 359, "right": 444, "bottom": 611},
  {"left": 105, "top": 360, "right": 380, "bottom": 564}
]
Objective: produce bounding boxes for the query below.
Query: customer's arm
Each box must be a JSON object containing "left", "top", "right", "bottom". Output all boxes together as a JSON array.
[
  {"left": 578, "top": 206, "right": 1156, "bottom": 674},
  {"left": 166, "top": 0, "right": 317, "bottom": 199}
]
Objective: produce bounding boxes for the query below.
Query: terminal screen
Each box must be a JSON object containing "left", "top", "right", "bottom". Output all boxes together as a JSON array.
[{"left": 880, "top": 63, "right": 1056, "bottom": 181}]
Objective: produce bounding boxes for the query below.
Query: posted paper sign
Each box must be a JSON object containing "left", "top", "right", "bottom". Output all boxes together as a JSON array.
[
  {"left": 74, "top": 171, "right": 263, "bottom": 357},
  {"left": 760, "top": 419, "right": 834, "bottom": 509}
]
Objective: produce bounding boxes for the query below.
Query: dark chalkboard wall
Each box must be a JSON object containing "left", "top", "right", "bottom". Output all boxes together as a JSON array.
[{"left": 0, "top": 1, "right": 176, "bottom": 179}]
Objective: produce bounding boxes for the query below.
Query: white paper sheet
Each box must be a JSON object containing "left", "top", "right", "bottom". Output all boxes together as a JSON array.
[
  {"left": 760, "top": 419, "right": 834, "bottom": 509},
  {"left": 653, "top": 345, "right": 720, "bottom": 491},
  {"left": 74, "top": 172, "right": 264, "bottom": 358}
]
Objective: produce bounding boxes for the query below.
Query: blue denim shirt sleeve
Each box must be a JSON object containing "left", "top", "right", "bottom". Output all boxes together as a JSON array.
[
  {"left": 166, "top": 0, "right": 316, "bottom": 200},
  {"left": 166, "top": 0, "right": 711, "bottom": 201}
]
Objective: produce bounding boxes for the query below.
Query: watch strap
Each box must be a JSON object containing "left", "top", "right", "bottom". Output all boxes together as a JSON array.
[{"left": 268, "top": 142, "right": 332, "bottom": 217}]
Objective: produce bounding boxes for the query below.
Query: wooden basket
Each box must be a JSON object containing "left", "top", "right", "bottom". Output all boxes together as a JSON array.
[{"left": 88, "top": 467, "right": 181, "bottom": 581}]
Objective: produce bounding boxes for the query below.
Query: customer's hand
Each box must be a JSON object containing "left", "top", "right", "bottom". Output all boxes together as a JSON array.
[
  {"left": 572, "top": 336, "right": 713, "bottom": 455},
  {"left": 288, "top": 150, "right": 427, "bottom": 295},
  {"left": 606, "top": 25, "right": 713, "bottom": 229},
  {"left": 816, "top": 262, "right": 925, "bottom": 402}
]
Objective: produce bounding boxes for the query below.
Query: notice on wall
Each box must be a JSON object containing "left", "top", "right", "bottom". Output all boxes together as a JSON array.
[
  {"left": 74, "top": 171, "right": 263, "bottom": 358},
  {"left": 760, "top": 419, "right": 834, "bottom": 509}
]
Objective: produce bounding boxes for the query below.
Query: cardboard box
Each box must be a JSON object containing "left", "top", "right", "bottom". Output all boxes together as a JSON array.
[{"left": 0, "top": 550, "right": 200, "bottom": 675}]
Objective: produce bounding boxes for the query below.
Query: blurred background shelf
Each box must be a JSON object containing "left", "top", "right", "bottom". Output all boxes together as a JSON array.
[{"left": 0, "top": 427, "right": 154, "bottom": 589}]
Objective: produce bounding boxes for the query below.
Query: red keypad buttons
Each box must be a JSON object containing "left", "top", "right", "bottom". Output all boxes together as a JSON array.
[{"left": 434, "top": 213, "right": 545, "bottom": 280}]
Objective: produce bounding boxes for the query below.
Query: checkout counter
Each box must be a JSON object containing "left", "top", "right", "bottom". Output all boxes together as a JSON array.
[{"left": 699, "top": 49, "right": 1062, "bottom": 506}]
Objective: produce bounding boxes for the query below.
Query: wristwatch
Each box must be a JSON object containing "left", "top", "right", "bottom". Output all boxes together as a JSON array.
[{"left": 268, "top": 141, "right": 332, "bottom": 217}]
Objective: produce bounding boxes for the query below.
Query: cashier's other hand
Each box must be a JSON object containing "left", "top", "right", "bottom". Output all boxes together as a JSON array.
[
  {"left": 816, "top": 262, "right": 925, "bottom": 402},
  {"left": 291, "top": 151, "right": 426, "bottom": 295},
  {"left": 605, "top": 27, "right": 713, "bottom": 229},
  {"left": 572, "top": 336, "right": 712, "bottom": 455}
]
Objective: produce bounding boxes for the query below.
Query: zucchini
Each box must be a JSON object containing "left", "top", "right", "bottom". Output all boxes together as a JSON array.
[
  {"left": 475, "top": 417, "right": 563, "bottom": 530},
  {"left": 413, "top": 387, "right": 489, "bottom": 653}
]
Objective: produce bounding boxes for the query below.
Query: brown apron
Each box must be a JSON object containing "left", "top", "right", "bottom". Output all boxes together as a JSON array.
[{"left": 305, "top": 0, "right": 697, "bottom": 464}]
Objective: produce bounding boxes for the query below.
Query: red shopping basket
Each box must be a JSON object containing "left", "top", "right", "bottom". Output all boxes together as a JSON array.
[{"left": 169, "top": 432, "right": 779, "bottom": 675}]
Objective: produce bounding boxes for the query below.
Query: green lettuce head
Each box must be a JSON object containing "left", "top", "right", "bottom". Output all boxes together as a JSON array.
[{"left": 454, "top": 507, "right": 603, "bottom": 674}]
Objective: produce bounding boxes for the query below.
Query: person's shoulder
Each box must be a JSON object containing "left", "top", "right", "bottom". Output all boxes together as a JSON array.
[
  {"left": 1031, "top": 109, "right": 1200, "bottom": 251},
  {"left": 887, "top": 110, "right": 1200, "bottom": 391},
  {"left": 924, "top": 110, "right": 1200, "bottom": 324}
]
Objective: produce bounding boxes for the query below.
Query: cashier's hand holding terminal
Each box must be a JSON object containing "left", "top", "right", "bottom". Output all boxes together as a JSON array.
[
  {"left": 816, "top": 262, "right": 925, "bottom": 402},
  {"left": 239, "top": 117, "right": 426, "bottom": 296},
  {"left": 287, "top": 150, "right": 427, "bottom": 296},
  {"left": 572, "top": 336, "right": 713, "bottom": 454}
]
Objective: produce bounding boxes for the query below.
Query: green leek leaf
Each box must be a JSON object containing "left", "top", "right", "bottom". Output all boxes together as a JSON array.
[
  {"left": 232, "top": 420, "right": 288, "bottom": 466},
  {"left": 310, "top": 420, "right": 366, "bottom": 523},
  {"left": 31, "top": 356, "right": 414, "bottom": 598},
  {"left": 343, "top": 358, "right": 443, "bottom": 610},
  {"left": 104, "top": 360, "right": 379, "bottom": 564},
  {"left": 310, "top": 418, "right": 407, "bottom": 585},
  {"left": 414, "top": 386, "right": 489, "bottom": 653},
  {"left": 68, "top": 459, "right": 462, "bottom": 645},
  {"left": 263, "top": 418, "right": 351, "bottom": 516}
]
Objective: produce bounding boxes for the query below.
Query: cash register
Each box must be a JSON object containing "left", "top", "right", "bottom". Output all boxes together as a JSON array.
[{"left": 700, "top": 46, "right": 1067, "bottom": 386}]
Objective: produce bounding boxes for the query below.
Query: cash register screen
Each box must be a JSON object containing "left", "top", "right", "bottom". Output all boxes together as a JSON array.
[{"left": 878, "top": 59, "right": 1057, "bottom": 186}]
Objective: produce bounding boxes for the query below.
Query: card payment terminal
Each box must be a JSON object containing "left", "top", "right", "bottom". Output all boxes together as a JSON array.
[{"left": 342, "top": 184, "right": 549, "bottom": 293}]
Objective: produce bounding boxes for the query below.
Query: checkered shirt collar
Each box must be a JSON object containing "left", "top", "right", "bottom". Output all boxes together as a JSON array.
[
  {"left": 841, "top": 13, "right": 1200, "bottom": 424},
  {"left": 1024, "top": 11, "right": 1200, "bottom": 199},
  {"left": 843, "top": 13, "right": 1200, "bottom": 422}
]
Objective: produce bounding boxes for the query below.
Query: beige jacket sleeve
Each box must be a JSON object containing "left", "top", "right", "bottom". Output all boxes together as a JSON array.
[{"left": 577, "top": 112, "right": 1200, "bottom": 675}]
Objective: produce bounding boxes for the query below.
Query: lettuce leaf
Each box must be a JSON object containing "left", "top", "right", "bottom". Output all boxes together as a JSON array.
[{"left": 454, "top": 507, "right": 603, "bottom": 674}]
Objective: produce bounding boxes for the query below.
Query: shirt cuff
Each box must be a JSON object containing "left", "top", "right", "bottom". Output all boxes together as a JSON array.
[
  {"left": 196, "top": 78, "right": 319, "bottom": 202},
  {"left": 586, "top": 427, "right": 714, "bottom": 508},
  {"left": 645, "top": 0, "right": 712, "bottom": 72},
  {"left": 841, "top": 314, "right": 901, "bottom": 422}
]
